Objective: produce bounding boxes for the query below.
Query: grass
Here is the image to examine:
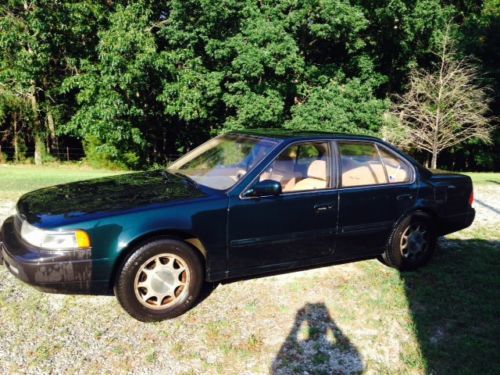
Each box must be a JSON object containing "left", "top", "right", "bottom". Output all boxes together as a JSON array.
[
  {"left": 463, "top": 172, "right": 500, "bottom": 184},
  {"left": 401, "top": 237, "right": 500, "bottom": 374},
  {"left": 0, "top": 164, "right": 122, "bottom": 200},
  {"left": 0, "top": 165, "right": 498, "bottom": 374},
  {"left": 0, "top": 164, "right": 496, "bottom": 200}
]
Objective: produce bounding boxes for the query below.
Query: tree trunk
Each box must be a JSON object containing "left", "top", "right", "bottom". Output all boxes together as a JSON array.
[
  {"left": 29, "top": 89, "right": 45, "bottom": 165},
  {"left": 13, "top": 112, "right": 19, "bottom": 162},
  {"left": 431, "top": 150, "right": 438, "bottom": 169},
  {"left": 34, "top": 135, "right": 45, "bottom": 165},
  {"left": 47, "top": 111, "right": 59, "bottom": 154}
]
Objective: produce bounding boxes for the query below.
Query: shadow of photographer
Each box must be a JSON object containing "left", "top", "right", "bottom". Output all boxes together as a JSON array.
[{"left": 271, "top": 302, "right": 363, "bottom": 374}]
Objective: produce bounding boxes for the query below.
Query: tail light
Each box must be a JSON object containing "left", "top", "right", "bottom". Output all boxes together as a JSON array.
[{"left": 469, "top": 190, "right": 474, "bottom": 206}]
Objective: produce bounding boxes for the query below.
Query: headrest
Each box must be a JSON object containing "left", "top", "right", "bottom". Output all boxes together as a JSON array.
[
  {"left": 307, "top": 160, "right": 326, "bottom": 180},
  {"left": 273, "top": 160, "right": 295, "bottom": 172}
]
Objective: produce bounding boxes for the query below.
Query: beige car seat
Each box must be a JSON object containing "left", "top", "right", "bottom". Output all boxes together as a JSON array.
[
  {"left": 341, "top": 158, "right": 387, "bottom": 186},
  {"left": 291, "top": 160, "right": 327, "bottom": 191}
]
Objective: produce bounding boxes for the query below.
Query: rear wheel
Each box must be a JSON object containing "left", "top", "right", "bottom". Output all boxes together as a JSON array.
[
  {"left": 381, "top": 212, "right": 436, "bottom": 271},
  {"left": 114, "top": 238, "right": 203, "bottom": 322}
]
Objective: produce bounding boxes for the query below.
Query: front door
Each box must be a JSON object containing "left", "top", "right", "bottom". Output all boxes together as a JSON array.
[{"left": 227, "top": 141, "right": 338, "bottom": 276}]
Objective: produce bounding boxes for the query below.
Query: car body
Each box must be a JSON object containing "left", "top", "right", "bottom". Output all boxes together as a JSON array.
[{"left": 0, "top": 131, "right": 475, "bottom": 320}]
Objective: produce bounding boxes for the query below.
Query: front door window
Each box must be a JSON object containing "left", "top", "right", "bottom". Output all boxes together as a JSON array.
[{"left": 259, "top": 142, "right": 331, "bottom": 192}]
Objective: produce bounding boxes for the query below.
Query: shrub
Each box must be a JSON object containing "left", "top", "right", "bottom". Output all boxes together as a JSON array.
[{"left": 83, "top": 136, "right": 137, "bottom": 170}]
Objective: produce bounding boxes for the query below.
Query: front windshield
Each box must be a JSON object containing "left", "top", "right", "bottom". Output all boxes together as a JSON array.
[{"left": 168, "top": 134, "right": 279, "bottom": 190}]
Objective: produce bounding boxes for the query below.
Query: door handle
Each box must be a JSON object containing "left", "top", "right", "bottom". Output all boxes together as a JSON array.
[
  {"left": 314, "top": 203, "right": 334, "bottom": 214},
  {"left": 396, "top": 194, "right": 414, "bottom": 200}
]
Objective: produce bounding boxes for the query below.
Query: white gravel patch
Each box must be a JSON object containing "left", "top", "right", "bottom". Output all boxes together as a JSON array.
[
  {"left": 0, "top": 201, "right": 15, "bottom": 223},
  {"left": 469, "top": 184, "right": 499, "bottom": 230}
]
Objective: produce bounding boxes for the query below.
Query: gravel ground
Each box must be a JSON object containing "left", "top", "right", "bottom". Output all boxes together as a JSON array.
[
  {"left": 0, "top": 184, "right": 498, "bottom": 374},
  {"left": 465, "top": 184, "right": 500, "bottom": 233}
]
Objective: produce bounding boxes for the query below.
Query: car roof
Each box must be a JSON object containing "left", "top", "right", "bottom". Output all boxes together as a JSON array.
[{"left": 229, "top": 129, "right": 382, "bottom": 142}]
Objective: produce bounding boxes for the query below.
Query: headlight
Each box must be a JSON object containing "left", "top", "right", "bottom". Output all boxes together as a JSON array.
[{"left": 20, "top": 221, "right": 91, "bottom": 250}]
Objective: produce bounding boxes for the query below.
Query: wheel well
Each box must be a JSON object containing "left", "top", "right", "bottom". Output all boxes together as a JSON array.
[
  {"left": 392, "top": 207, "right": 438, "bottom": 235},
  {"left": 414, "top": 207, "right": 438, "bottom": 223},
  {"left": 109, "top": 230, "right": 207, "bottom": 290}
]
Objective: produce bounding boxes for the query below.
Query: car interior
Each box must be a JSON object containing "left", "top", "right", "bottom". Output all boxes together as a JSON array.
[
  {"left": 259, "top": 141, "right": 410, "bottom": 192},
  {"left": 259, "top": 143, "right": 329, "bottom": 192},
  {"left": 339, "top": 143, "right": 410, "bottom": 187}
]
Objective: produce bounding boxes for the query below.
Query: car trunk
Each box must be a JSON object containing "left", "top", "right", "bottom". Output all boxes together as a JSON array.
[{"left": 429, "top": 171, "right": 473, "bottom": 217}]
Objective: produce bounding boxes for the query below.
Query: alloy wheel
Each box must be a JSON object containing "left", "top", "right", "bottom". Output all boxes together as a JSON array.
[
  {"left": 133, "top": 253, "right": 190, "bottom": 310},
  {"left": 400, "top": 223, "right": 429, "bottom": 259}
]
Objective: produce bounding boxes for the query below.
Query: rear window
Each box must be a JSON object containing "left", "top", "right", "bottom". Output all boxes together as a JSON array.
[{"left": 378, "top": 147, "right": 411, "bottom": 184}]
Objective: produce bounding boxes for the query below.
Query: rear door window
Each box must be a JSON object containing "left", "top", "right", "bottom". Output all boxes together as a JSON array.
[
  {"left": 338, "top": 142, "right": 387, "bottom": 187},
  {"left": 338, "top": 142, "right": 413, "bottom": 187}
]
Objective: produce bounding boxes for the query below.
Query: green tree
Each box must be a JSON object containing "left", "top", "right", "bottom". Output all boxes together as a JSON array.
[
  {"left": 0, "top": 87, "right": 31, "bottom": 161},
  {"left": 0, "top": 0, "right": 114, "bottom": 163},
  {"left": 286, "top": 79, "right": 389, "bottom": 134},
  {"left": 64, "top": 3, "right": 161, "bottom": 168},
  {"left": 1, "top": 1, "right": 498, "bottom": 170},
  {"left": 448, "top": 0, "right": 500, "bottom": 170}
]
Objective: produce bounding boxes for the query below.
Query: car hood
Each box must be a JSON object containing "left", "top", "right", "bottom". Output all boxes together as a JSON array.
[{"left": 16, "top": 170, "right": 207, "bottom": 226}]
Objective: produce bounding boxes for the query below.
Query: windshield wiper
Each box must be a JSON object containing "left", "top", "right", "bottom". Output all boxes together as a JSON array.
[
  {"left": 160, "top": 170, "right": 176, "bottom": 183},
  {"left": 172, "top": 171, "right": 199, "bottom": 188}
]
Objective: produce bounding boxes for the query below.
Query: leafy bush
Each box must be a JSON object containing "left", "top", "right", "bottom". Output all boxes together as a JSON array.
[
  {"left": 42, "top": 153, "right": 57, "bottom": 164},
  {"left": 83, "top": 136, "right": 137, "bottom": 170}
]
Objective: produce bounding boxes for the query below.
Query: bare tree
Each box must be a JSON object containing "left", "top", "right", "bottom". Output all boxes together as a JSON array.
[{"left": 383, "top": 27, "right": 496, "bottom": 169}]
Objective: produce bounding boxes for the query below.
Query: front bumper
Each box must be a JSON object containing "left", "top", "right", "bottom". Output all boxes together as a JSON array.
[{"left": 1, "top": 216, "right": 106, "bottom": 294}]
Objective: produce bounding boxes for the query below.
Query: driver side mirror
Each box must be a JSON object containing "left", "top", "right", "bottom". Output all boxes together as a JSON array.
[{"left": 243, "top": 180, "right": 282, "bottom": 197}]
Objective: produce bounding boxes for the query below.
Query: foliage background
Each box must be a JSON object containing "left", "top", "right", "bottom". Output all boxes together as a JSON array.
[{"left": 0, "top": 0, "right": 498, "bottom": 170}]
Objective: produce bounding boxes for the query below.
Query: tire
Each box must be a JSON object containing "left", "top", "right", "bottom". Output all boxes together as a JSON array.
[
  {"left": 114, "top": 238, "right": 204, "bottom": 322},
  {"left": 380, "top": 212, "right": 436, "bottom": 271}
]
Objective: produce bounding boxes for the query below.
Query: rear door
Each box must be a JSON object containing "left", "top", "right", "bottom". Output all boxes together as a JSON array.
[{"left": 335, "top": 141, "right": 417, "bottom": 258}]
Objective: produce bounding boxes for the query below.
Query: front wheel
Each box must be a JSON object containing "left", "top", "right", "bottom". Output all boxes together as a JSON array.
[
  {"left": 381, "top": 212, "right": 437, "bottom": 271},
  {"left": 114, "top": 238, "right": 203, "bottom": 322}
]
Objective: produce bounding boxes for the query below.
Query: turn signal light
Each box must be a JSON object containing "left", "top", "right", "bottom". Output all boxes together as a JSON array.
[{"left": 75, "top": 230, "right": 91, "bottom": 249}]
